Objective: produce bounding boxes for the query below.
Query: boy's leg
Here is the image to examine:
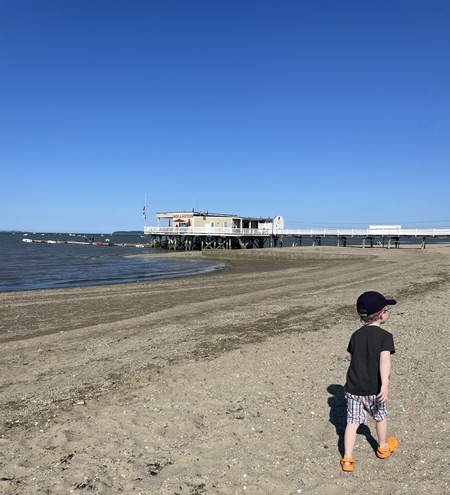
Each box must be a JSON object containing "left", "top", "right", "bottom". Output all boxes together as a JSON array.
[
  {"left": 372, "top": 399, "right": 398, "bottom": 458},
  {"left": 343, "top": 422, "right": 359, "bottom": 461},
  {"left": 376, "top": 418, "right": 388, "bottom": 449},
  {"left": 341, "top": 393, "right": 365, "bottom": 470}
]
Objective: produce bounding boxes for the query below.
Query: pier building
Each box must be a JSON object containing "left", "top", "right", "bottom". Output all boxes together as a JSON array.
[{"left": 146, "top": 211, "right": 283, "bottom": 250}]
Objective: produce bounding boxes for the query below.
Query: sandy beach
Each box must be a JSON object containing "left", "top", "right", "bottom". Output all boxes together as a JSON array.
[{"left": 0, "top": 244, "right": 449, "bottom": 495}]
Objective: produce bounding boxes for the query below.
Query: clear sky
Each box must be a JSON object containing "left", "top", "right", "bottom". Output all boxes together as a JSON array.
[{"left": 1, "top": 0, "right": 449, "bottom": 233}]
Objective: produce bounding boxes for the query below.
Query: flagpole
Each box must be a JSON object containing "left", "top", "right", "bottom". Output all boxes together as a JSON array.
[{"left": 143, "top": 194, "right": 147, "bottom": 226}]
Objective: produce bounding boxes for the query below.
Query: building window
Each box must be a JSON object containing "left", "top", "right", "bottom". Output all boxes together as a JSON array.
[{"left": 224, "top": 221, "right": 228, "bottom": 228}]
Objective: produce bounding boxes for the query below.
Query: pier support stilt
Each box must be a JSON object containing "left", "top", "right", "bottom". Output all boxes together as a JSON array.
[
  {"left": 388, "top": 237, "right": 400, "bottom": 249},
  {"left": 362, "top": 237, "right": 374, "bottom": 248},
  {"left": 312, "top": 236, "right": 321, "bottom": 247}
]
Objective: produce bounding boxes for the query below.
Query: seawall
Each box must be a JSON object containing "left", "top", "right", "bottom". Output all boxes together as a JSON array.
[{"left": 201, "top": 246, "right": 377, "bottom": 261}]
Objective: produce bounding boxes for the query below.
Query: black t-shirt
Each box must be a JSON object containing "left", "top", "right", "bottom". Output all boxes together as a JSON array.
[{"left": 345, "top": 325, "right": 395, "bottom": 396}]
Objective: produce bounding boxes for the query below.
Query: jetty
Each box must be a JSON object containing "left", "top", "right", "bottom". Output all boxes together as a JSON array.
[
  {"left": 21, "top": 238, "right": 152, "bottom": 248},
  {"left": 144, "top": 211, "right": 450, "bottom": 250}
]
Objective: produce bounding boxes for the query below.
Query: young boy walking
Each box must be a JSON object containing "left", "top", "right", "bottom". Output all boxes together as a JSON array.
[{"left": 341, "top": 291, "right": 399, "bottom": 472}]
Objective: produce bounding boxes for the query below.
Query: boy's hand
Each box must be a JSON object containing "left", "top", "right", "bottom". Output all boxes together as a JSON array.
[
  {"left": 378, "top": 351, "right": 391, "bottom": 404},
  {"left": 377, "top": 385, "right": 389, "bottom": 404}
]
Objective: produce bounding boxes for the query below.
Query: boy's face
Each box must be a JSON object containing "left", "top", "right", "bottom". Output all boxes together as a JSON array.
[{"left": 379, "top": 306, "right": 390, "bottom": 324}]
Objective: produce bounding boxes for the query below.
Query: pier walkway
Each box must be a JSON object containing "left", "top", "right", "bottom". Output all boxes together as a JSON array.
[{"left": 144, "top": 225, "right": 450, "bottom": 250}]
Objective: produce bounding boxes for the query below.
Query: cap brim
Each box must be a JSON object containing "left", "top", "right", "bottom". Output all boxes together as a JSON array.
[{"left": 386, "top": 299, "right": 397, "bottom": 305}]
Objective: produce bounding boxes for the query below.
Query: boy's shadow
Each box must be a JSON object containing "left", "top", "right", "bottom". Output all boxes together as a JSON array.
[{"left": 327, "top": 384, "right": 378, "bottom": 456}]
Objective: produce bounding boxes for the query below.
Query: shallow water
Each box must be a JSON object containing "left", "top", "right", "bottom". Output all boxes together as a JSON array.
[{"left": 0, "top": 231, "right": 224, "bottom": 292}]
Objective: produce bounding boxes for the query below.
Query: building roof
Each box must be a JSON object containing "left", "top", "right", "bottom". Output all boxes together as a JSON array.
[{"left": 156, "top": 211, "right": 272, "bottom": 221}]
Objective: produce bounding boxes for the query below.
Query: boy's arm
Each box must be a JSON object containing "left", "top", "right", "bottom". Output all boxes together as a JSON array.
[{"left": 377, "top": 350, "right": 391, "bottom": 404}]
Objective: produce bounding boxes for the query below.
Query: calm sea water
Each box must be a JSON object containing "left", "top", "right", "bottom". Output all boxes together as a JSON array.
[
  {"left": 0, "top": 231, "right": 225, "bottom": 293},
  {"left": 1, "top": 230, "right": 444, "bottom": 293}
]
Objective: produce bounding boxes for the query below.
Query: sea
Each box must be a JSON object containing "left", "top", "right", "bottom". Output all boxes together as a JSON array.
[
  {"left": 0, "top": 231, "right": 226, "bottom": 293},
  {"left": 1, "top": 230, "right": 446, "bottom": 293}
]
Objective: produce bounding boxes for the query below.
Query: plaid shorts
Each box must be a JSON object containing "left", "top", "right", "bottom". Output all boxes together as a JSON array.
[{"left": 345, "top": 392, "right": 388, "bottom": 424}]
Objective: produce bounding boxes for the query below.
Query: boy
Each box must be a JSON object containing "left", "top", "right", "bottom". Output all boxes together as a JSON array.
[{"left": 341, "top": 291, "right": 399, "bottom": 472}]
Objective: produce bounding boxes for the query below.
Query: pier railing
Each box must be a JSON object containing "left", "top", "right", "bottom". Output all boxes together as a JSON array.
[
  {"left": 144, "top": 226, "right": 450, "bottom": 238},
  {"left": 278, "top": 228, "right": 450, "bottom": 237},
  {"left": 144, "top": 226, "right": 272, "bottom": 236}
]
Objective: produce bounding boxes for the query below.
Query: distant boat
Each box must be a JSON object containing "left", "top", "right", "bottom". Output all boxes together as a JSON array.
[{"left": 22, "top": 238, "right": 33, "bottom": 243}]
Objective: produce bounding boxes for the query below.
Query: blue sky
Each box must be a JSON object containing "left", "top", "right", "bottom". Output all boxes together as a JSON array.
[{"left": 1, "top": 0, "right": 448, "bottom": 233}]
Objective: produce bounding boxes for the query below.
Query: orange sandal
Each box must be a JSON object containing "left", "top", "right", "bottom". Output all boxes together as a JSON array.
[
  {"left": 340, "top": 457, "right": 355, "bottom": 472},
  {"left": 376, "top": 436, "right": 399, "bottom": 459}
]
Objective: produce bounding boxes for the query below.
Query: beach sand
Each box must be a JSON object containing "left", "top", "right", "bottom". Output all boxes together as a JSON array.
[{"left": 0, "top": 245, "right": 449, "bottom": 495}]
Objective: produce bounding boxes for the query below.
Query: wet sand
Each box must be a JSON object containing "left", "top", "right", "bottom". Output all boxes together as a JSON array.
[{"left": 0, "top": 245, "right": 449, "bottom": 494}]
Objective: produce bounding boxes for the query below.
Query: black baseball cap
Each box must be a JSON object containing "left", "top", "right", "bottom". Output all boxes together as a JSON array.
[{"left": 357, "top": 291, "right": 397, "bottom": 317}]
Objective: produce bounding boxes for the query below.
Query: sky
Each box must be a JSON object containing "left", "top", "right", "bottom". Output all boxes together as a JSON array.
[{"left": 1, "top": 0, "right": 449, "bottom": 233}]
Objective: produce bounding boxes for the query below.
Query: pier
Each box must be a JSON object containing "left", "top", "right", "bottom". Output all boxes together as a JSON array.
[
  {"left": 144, "top": 212, "right": 450, "bottom": 250},
  {"left": 144, "top": 226, "right": 450, "bottom": 250},
  {"left": 22, "top": 238, "right": 152, "bottom": 248}
]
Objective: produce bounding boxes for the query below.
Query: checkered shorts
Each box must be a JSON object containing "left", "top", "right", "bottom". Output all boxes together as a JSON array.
[{"left": 345, "top": 392, "right": 388, "bottom": 424}]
